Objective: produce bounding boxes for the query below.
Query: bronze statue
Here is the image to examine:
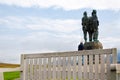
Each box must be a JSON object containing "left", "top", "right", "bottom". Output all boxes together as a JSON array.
[
  {"left": 82, "top": 10, "right": 99, "bottom": 42},
  {"left": 81, "top": 11, "right": 88, "bottom": 42}
]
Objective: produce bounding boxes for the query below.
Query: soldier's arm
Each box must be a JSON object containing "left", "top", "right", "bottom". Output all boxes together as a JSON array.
[
  {"left": 81, "top": 18, "right": 84, "bottom": 26},
  {"left": 97, "top": 20, "right": 99, "bottom": 26}
]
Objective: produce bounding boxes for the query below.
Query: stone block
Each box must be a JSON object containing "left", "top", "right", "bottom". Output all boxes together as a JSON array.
[{"left": 84, "top": 41, "right": 103, "bottom": 50}]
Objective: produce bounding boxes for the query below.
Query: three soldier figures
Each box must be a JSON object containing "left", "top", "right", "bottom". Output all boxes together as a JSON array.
[{"left": 82, "top": 10, "right": 99, "bottom": 42}]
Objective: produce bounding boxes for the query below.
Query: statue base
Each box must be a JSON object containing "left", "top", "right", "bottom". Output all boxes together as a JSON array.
[{"left": 84, "top": 41, "right": 103, "bottom": 50}]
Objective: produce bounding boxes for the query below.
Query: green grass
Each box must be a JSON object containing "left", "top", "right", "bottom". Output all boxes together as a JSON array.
[{"left": 4, "top": 71, "right": 20, "bottom": 80}]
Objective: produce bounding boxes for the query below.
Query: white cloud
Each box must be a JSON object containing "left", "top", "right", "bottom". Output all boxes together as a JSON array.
[
  {"left": 100, "top": 37, "right": 120, "bottom": 49},
  {"left": 26, "top": 19, "right": 80, "bottom": 33},
  {"left": 0, "top": 16, "right": 120, "bottom": 63},
  {"left": 0, "top": 16, "right": 81, "bottom": 63},
  {"left": 0, "top": 16, "right": 81, "bottom": 33},
  {"left": 0, "top": 0, "right": 120, "bottom": 11}
]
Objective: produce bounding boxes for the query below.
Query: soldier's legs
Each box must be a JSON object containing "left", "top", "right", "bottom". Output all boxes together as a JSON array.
[
  {"left": 93, "top": 31, "right": 98, "bottom": 41},
  {"left": 84, "top": 31, "right": 87, "bottom": 42},
  {"left": 89, "top": 32, "right": 92, "bottom": 42}
]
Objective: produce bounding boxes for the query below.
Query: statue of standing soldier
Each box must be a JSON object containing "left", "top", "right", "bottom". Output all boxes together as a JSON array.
[
  {"left": 81, "top": 11, "right": 88, "bottom": 42},
  {"left": 81, "top": 10, "right": 99, "bottom": 42}
]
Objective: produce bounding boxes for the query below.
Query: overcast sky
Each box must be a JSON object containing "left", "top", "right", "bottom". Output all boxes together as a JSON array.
[{"left": 0, "top": 0, "right": 120, "bottom": 63}]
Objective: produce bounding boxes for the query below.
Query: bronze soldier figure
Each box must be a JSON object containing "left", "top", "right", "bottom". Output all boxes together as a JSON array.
[
  {"left": 91, "top": 10, "right": 99, "bottom": 42},
  {"left": 81, "top": 11, "right": 89, "bottom": 42}
]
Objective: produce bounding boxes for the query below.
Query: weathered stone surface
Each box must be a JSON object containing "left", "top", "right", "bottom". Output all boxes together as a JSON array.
[{"left": 84, "top": 41, "right": 103, "bottom": 50}]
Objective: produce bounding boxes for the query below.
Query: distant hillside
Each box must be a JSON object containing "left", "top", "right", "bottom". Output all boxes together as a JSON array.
[{"left": 0, "top": 63, "right": 20, "bottom": 68}]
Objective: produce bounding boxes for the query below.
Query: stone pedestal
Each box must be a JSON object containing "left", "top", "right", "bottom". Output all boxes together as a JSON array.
[{"left": 84, "top": 41, "right": 103, "bottom": 50}]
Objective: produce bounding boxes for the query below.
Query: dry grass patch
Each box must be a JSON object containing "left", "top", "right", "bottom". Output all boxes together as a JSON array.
[{"left": 0, "top": 63, "right": 20, "bottom": 68}]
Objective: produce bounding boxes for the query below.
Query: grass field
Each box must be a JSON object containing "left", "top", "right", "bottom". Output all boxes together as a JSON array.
[
  {"left": 0, "top": 63, "right": 20, "bottom": 68},
  {"left": 4, "top": 71, "right": 20, "bottom": 80},
  {"left": 0, "top": 63, "right": 20, "bottom": 80}
]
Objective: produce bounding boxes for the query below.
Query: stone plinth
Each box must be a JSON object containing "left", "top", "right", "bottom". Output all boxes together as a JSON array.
[{"left": 84, "top": 41, "right": 103, "bottom": 50}]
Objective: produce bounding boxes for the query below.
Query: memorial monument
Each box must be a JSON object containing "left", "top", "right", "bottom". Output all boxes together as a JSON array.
[{"left": 80, "top": 10, "right": 103, "bottom": 50}]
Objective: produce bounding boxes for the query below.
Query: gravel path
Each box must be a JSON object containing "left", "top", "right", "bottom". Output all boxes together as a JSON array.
[
  {"left": 0, "top": 72, "right": 4, "bottom": 80},
  {"left": 0, "top": 67, "right": 20, "bottom": 72}
]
